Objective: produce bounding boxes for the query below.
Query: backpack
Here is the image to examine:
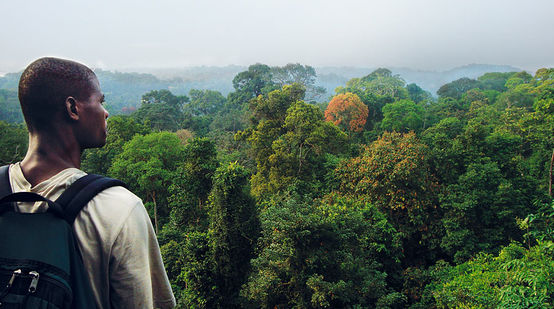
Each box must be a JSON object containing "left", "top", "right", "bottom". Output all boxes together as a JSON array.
[{"left": 0, "top": 165, "right": 126, "bottom": 309}]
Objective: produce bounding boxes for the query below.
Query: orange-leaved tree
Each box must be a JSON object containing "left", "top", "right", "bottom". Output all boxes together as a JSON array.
[{"left": 324, "top": 92, "right": 369, "bottom": 133}]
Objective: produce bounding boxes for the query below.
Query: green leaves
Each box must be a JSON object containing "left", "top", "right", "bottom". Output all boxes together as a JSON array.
[
  {"left": 240, "top": 85, "right": 346, "bottom": 199},
  {"left": 0, "top": 121, "right": 27, "bottom": 165},
  {"left": 109, "top": 132, "right": 186, "bottom": 231},
  {"left": 135, "top": 89, "right": 188, "bottom": 131},
  {"left": 243, "top": 192, "right": 403, "bottom": 308},
  {"left": 208, "top": 162, "right": 259, "bottom": 308},
  {"left": 381, "top": 99, "right": 424, "bottom": 133},
  {"left": 424, "top": 241, "right": 554, "bottom": 309}
]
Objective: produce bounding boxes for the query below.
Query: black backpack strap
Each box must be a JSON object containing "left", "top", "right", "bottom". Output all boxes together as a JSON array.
[
  {"left": 0, "top": 165, "right": 16, "bottom": 211},
  {"left": 55, "top": 174, "right": 104, "bottom": 207},
  {"left": 0, "top": 165, "right": 12, "bottom": 198},
  {"left": 0, "top": 192, "right": 65, "bottom": 218},
  {"left": 56, "top": 174, "right": 127, "bottom": 224}
]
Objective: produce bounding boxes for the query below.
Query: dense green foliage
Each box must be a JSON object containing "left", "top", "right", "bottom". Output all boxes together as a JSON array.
[
  {"left": 0, "top": 89, "right": 23, "bottom": 123},
  {"left": 244, "top": 193, "right": 405, "bottom": 308},
  {"left": 1, "top": 64, "right": 552, "bottom": 308},
  {"left": 0, "top": 121, "right": 27, "bottom": 165}
]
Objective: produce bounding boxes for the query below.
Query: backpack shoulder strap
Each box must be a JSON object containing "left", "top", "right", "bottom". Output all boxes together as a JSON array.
[
  {"left": 0, "top": 165, "right": 16, "bottom": 212},
  {"left": 55, "top": 174, "right": 104, "bottom": 206},
  {"left": 0, "top": 165, "right": 12, "bottom": 198},
  {"left": 56, "top": 174, "right": 127, "bottom": 224}
]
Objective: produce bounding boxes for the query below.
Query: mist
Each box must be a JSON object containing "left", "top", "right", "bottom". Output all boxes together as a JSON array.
[{"left": 1, "top": 0, "right": 553, "bottom": 73}]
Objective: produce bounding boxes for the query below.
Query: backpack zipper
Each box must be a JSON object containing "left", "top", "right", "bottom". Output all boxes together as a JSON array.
[
  {"left": 0, "top": 269, "right": 22, "bottom": 304},
  {"left": 7, "top": 269, "right": 21, "bottom": 288},
  {"left": 0, "top": 268, "right": 71, "bottom": 297},
  {"left": 28, "top": 271, "right": 39, "bottom": 293}
]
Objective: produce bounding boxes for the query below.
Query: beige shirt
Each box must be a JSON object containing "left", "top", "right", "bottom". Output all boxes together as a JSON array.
[{"left": 9, "top": 163, "right": 176, "bottom": 309}]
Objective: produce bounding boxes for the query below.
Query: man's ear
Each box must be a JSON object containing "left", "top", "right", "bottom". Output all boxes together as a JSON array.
[{"left": 65, "top": 97, "right": 79, "bottom": 121}]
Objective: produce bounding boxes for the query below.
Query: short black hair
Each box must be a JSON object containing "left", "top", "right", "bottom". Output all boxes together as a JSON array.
[{"left": 18, "top": 57, "right": 97, "bottom": 132}]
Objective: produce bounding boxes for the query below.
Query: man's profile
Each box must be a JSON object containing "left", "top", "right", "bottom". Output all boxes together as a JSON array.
[{"left": 8, "top": 57, "right": 176, "bottom": 308}]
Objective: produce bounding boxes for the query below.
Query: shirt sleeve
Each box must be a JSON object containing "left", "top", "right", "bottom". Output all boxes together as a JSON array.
[{"left": 108, "top": 203, "right": 176, "bottom": 309}]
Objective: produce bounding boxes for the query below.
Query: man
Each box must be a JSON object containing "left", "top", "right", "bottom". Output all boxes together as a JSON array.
[{"left": 8, "top": 57, "right": 176, "bottom": 308}]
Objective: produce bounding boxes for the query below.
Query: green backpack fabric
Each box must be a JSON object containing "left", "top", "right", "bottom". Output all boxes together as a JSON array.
[{"left": 0, "top": 165, "right": 126, "bottom": 308}]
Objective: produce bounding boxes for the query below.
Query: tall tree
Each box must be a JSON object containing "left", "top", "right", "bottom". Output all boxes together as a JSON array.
[
  {"left": 336, "top": 132, "right": 441, "bottom": 265},
  {"left": 168, "top": 138, "right": 219, "bottom": 230},
  {"left": 237, "top": 84, "right": 347, "bottom": 198},
  {"left": 134, "top": 89, "right": 188, "bottom": 131},
  {"left": 271, "top": 63, "right": 326, "bottom": 101},
  {"left": 381, "top": 99, "right": 425, "bottom": 133},
  {"left": 232, "top": 63, "right": 275, "bottom": 98},
  {"left": 243, "top": 192, "right": 404, "bottom": 308},
  {"left": 186, "top": 89, "right": 227, "bottom": 116},
  {"left": 208, "top": 162, "right": 259, "bottom": 308},
  {"left": 335, "top": 68, "right": 408, "bottom": 130},
  {"left": 436, "top": 77, "right": 482, "bottom": 99},
  {"left": 324, "top": 92, "right": 369, "bottom": 133},
  {"left": 109, "top": 132, "right": 186, "bottom": 232}
]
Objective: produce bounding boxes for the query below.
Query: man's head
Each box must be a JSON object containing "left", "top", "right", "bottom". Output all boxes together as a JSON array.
[{"left": 18, "top": 57, "right": 109, "bottom": 148}]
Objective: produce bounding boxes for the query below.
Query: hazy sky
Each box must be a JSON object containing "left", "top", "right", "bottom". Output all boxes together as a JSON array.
[{"left": 1, "top": 0, "right": 553, "bottom": 73}]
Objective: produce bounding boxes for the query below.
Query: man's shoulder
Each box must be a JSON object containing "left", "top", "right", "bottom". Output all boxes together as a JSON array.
[
  {"left": 78, "top": 181, "right": 146, "bottom": 230},
  {"left": 88, "top": 184, "right": 143, "bottom": 215}
]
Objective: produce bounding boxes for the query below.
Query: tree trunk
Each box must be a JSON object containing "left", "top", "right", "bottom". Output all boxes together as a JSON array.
[{"left": 548, "top": 149, "right": 554, "bottom": 197}]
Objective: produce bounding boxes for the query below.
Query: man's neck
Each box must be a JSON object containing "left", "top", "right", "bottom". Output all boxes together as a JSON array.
[{"left": 20, "top": 132, "right": 82, "bottom": 187}]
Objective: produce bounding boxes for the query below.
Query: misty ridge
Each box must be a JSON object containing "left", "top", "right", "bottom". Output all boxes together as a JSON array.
[{"left": 0, "top": 63, "right": 519, "bottom": 118}]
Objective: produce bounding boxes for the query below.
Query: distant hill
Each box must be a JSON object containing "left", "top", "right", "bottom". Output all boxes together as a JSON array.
[
  {"left": 0, "top": 63, "right": 529, "bottom": 118},
  {"left": 125, "top": 65, "right": 244, "bottom": 95},
  {"left": 316, "top": 64, "right": 522, "bottom": 97},
  {"left": 393, "top": 64, "right": 522, "bottom": 95},
  {"left": 135, "top": 63, "right": 524, "bottom": 99}
]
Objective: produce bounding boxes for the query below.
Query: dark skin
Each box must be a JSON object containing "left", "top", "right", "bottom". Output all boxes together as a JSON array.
[{"left": 20, "top": 77, "right": 108, "bottom": 186}]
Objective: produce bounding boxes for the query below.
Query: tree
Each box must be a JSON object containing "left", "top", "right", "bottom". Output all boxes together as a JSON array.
[
  {"left": 134, "top": 89, "right": 188, "bottom": 131},
  {"left": 186, "top": 89, "right": 227, "bottom": 116},
  {"left": 336, "top": 132, "right": 441, "bottom": 265},
  {"left": 271, "top": 63, "right": 326, "bottom": 101},
  {"left": 324, "top": 92, "right": 369, "bottom": 133},
  {"left": 381, "top": 99, "right": 425, "bottom": 133},
  {"left": 0, "top": 89, "right": 23, "bottom": 123},
  {"left": 339, "top": 68, "right": 408, "bottom": 99},
  {"left": 162, "top": 163, "right": 259, "bottom": 308},
  {"left": 0, "top": 121, "right": 28, "bottom": 165},
  {"left": 242, "top": 192, "right": 405, "bottom": 308},
  {"left": 141, "top": 89, "right": 188, "bottom": 109},
  {"left": 232, "top": 63, "right": 275, "bottom": 98},
  {"left": 421, "top": 117, "right": 466, "bottom": 184},
  {"left": 420, "top": 241, "right": 554, "bottom": 308},
  {"left": 334, "top": 68, "right": 408, "bottom": 131},
  {"left": 406, "top": 83, "right": 432, "bottom": 104},
  {"left": 425, "top": 112, "right": 541, "bottom": 263},
  {"left": 478, "top": 72, "right": 515, "bottom": 92},
  {"left": 208, "top": 162, "right": 259, "bottom": 308},
  {"left": 505, "top": 71, "right": 533, "bottom": 89},
  {"left": 495, "top": 84, "right": 536, "bottom": 110},
  {"left": 175, "top": 231, "right": 216, "bottom": 308},
  {"left": 168, "top": 138, "right": 219, "bottom": 230},
  {"left": 109, "top": 132, "right": 186, "bottom": 232},
  {"left": 237, "top": 84, "right": 347, "bottom": 199},
  {"left": 436, "top": 77, "right": 482, "bottom": 99}
]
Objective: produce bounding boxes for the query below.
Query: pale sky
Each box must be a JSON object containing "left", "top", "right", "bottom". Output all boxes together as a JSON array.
[{"left": 1, "top": 0, "right": 553, "bottom": 73}]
